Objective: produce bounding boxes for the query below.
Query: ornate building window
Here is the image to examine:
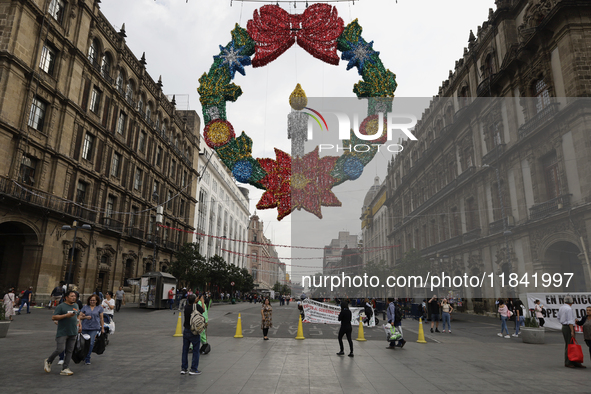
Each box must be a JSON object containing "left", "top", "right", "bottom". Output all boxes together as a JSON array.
[
  {"left": 20, "top": 156, "right": 37, "bottom": 186},
  {"left": 76, "top": 181, "right": 87, "bottom": 204},
  {"left": 88, "top": 39, "right": 99, "bottom": 65},
  {"left": 82, "top": 133, "right": 95, "bottom": 161},
  {"left": 39, "top": 43, "right": 57, "bottom": 75},
  {"left": 28, "top": 97, "right": 47, "bottom": 131},
  {"left": 101, "top": 53, "right": 111, "bottom": 79},
  {"left": 542, "top": 151, "right": 562, "bottom": 200},
  {"left": 48, "top": 0, "right": 65, "bottom": 24},
  {"left": 90, "top": 87, "right": 101, "bottom": 114},
  {"left": 534, "top": 79, "right": 550, "bottom": 113}
]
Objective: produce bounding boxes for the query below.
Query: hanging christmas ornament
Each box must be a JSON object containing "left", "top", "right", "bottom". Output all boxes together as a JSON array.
[{"left": 198, "top": 5, "right": 397, "bottom": 220}]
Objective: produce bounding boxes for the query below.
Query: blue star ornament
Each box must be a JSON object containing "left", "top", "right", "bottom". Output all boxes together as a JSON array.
[
  {"left": 214, "top": 42, "right": 252, "bottom": 79},
  {"left": 341, "top": 39, "right": 379, "bottom": 75}
]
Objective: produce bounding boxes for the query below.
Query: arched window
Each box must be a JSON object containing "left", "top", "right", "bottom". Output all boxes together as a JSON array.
[
  {"left": 146, "top": 104, "right": 152, "bottom": 120},
  {"left": 88, "top": 39, "right": 99, "bottom": 65},
  {"left": 137, "top": 96, "right": 144, "bottom": 113},
  {"left": 126, "top": 80, "right": 134, "bottom": 102},
  {"left": 459, "top": 85, "right": 470, "bottom": 108},
  {"left": 174, "top": 135, "right": 179, "bottom": 148},
  {"left": 534, "top": 79, "right": 550, "bottom": 113},
  {"left": 101, "top": 53, "right": 111, "bottom": 79},
  {"left": 116, "top": 71, "right": 124, "bottom": 91}
]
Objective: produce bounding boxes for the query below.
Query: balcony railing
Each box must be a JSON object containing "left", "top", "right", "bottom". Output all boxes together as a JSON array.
[
  {"left": 453, "top": 105, "right": 469, "bottom": 122},
  {"left": 127, "top": 227, "right": 144, "bottom": 239},
  {"left": 518, "top": 102, "right": 559, "bottom": 140},
  {"left": 102, "top": 217, "right": 124, "bottom": 232},
  {"left": 462, "top": 228, "right": 481, "bottom": 243},
  {"left": 489, "top": 216, "right": 512, "bottom": 235},
  {"left": 529, "top": 194, "right": 571, "bottom": 221},
  {"left": 482, "top": 143, "right": 506, "bottom": 166}
]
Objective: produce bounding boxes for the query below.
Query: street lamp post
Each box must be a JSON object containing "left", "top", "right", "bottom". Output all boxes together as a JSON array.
[{"left": 61, "top": 221, "right": 92, "bottom": 292}]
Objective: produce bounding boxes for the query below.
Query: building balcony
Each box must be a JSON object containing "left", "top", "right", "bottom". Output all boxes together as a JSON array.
[
  {"left": 420, "top": 235, "right": 463, "bottom": 256},
  {"left": 482, "top": 143, "right": 506, "bottom": 166},
  {"left": 453, "top": 105, "right": 469, "bottom": 122},
  {"left": 529, "top": 194, "right": 571, "bottom": 221},
  {"left": 439, "top": 124, "right": 452, "bottom": 138},
  {"left": 518, "top": 102, "right": 559, "bottom": 140},
  {"left": 462, "top": 227, "right": 481, "bottom": 243},
  {"left": 488, "top": 216, "right": 513, "bottom": 235},
  {"left": 102, "top": 217, "right": 124, "bottom": 232},
  {"left": 127, "top": 227, "right": 144, "bottom": 239}
]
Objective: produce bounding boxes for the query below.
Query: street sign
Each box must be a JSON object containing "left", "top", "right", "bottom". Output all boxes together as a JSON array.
[{"left": 231, "top": 281, "right": 235, "bottom": 286}]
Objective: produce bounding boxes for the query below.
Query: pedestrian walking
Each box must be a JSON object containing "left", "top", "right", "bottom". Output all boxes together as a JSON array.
[
  {"left": 3, "top": 287, "right": 16, "bottom": 321},
  {"left": 534, "top": 299, "right": 545, "bottom": 327},
  {"left": 44, "top": 290, "right": 81, "bottom": 376},
  {"left": 559, "top": 296, "right": 586, "bottom": 368},
  {"left": 17, "top": 286, "right": 33, "bottom": 314},
  {"left": 80, "top": 294, "right": 104, "bottom": 365},
  {"left": 363, "top": 298, "right": 373, "bottom": 327},
  {"left": 497, "top": 299, "right": 510, "bottom": 338},
  {"left": 386, "top": 299, "right": 406, "bottom": 348},
  {"left": 101, "top": 291, "right": 115, "bottom": 324},
  {"left": 115, "top": 287, "right": 125, "bottom": 312},
  {"left": 181, "top": 294, "right": 204, "bottom": 375},
  {"left": 179, "top": 288, "right": 188, "bottom": 311},
  {"left": 512, "top": 297, "right": 525, "bottom": 337},
  {"left": 336, "top": 300, "right": 354, "bottom": 357},
  {"left": 428, "top": 295, "right": 440, "bottom": 333},
  {"left": 168, "top": 287, "right": 175, "bottom": 310},
  {"left": 441, "top": 298, "right": 453, "bottom": 333},
  {"left": 576, "top": 306, "right": 591, "bottom": 360},
  {"left": 49, "top": 282, "right": 65, "bottom": 309},
  {"left": 261, "top": 298, "right": 273, "bottom": 340}
]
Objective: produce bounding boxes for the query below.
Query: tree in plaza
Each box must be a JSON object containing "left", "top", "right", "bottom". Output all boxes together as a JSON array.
[
  {"left": 393, "top": 248, "right": 430, "bottom": 298},
  {"left": 280, "top": 283, "right": 291, "bottom": 295},
  {"left": 273, "top": 281, "right": 282, "bottom": 293},
  {"left": 238, "top": 267, "right": 254, "bottom": 294},
  {"left": 207, "top": 254, "right": 229, "bottom": 296},
  {"left": 170, "top": 242, "right": 209, "bottom": 290},
  {"left": 365, "top": 259, "right": 390, "bottom": 298}
]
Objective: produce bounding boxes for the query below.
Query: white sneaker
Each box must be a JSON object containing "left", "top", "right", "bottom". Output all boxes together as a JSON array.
[
  {"left": 58, "top": 360, "right": 64, "bottom": 365},
  {"left": 60, "top": 368, "right": 74, "bottom": 376},
  {"left": 449, "top": 330, "right": 451, "bottom": 333},
  {"left": 497, "top": 333, "right": 503, "bottom": 337},
  {"left": 44, "top": 359, "right": 51, "bottom": 373},
  {"left": 512, "top": 333, "right": 518, "bottom": 337},
  {"left": 442, "top": 330, "right": 446, "bottom": 333},
  {"left": 504, "top": 335, "right": 511, "bottom": 339}
]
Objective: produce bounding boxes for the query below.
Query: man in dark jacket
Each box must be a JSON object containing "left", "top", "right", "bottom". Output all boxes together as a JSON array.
[
  {"left": 336, "top": 300, "right": 354, "bottom": 357},
  {"left": 181, "top": 294, "right": 204, "bottom": 375}
]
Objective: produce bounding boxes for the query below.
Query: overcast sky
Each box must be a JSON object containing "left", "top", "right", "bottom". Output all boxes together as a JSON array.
[{"left": 99, "top": 0, "right": 497, "bottom": 283}]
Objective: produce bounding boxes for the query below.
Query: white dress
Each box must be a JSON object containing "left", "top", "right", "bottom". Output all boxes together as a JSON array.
[{"left": 3, "top": 292, "right": 15, "bottom": 318}]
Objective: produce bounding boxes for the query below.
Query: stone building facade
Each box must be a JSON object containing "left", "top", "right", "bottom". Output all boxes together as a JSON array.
[
  {"left": 384, "top": 0, "right": 591, "bottom": 308},
  {"left": 193, "top": 144, "right": 250, "bottom": 267},
  {"left": 0, "top": 0, "right": 199, "bottom": 302},
  {"left": 246, "top": 214, "right": 284, "bottom": 292},
  {"left": 360, "top": 177, "right": 389, "bottom": 267}
]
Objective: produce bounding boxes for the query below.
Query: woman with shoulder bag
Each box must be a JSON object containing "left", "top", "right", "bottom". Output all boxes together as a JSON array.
[
  {"left": 3, "top": 288, "right": 16, "bottom": 321},
  {"left": 80, "top": 295, "right": 104, "bottom": 365},
  {"left": 261, "top": 298, "right": 273, "bottom": 340}
]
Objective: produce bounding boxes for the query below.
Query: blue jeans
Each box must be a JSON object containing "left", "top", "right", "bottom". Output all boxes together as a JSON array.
[
  {"left": 515, "top": 316, "right": 525, "bottom": 334},
  {"left": 442, "top": 312, "right": 451, "bottom": 331},
  {"left": 500, "top": 316, "right": 508, "bottom": 335},
  {"left": 182, "top": 328, "right": 201, "bottom": 371},
  {"left": 82, "top": 329, "right": 99, "bottom": 362},
  {"left": 169, "top": 299, "right": 174, "bottom": 310},
  {"left": 18, "top": 299, "right": 30, "bottom": 313}
]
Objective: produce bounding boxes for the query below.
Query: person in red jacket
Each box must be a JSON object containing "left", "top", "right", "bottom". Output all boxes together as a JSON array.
[{"left": 168, "top": 287, "right": 175, "bottom": 310}]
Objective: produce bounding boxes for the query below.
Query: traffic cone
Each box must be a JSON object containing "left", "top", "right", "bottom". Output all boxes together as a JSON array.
[
  {"left": 417, "top": 318, "right": 427, "bottom": 343},
  {"left": 173, "top": 312, "right": 183, "bottom": 337},
  {"left": 234, "top": 313, "right": 244, "bottom": 338},
  {"left": 295, "top": 314, "right": 305, "bottom": 340},
  {"left": 356, "top": 317, "right": 367, "bottom": 341}
]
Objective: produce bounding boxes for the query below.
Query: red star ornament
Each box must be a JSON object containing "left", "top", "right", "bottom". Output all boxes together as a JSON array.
[
  {"left": 256, "top": 148, "right": 293, "bottom": 221},
  {"left": 291, "top": 147, "right": 341, "bottom": 219}
]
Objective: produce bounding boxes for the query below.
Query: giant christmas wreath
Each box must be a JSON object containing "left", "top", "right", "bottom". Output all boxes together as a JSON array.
[{"left": 198, "top": 4, "right": 397, "bottom": 220}]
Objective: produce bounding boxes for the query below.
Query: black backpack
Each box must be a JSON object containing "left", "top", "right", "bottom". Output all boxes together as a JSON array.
[{"left": 395, "top": 306, "right": 403, "bottom": 322}]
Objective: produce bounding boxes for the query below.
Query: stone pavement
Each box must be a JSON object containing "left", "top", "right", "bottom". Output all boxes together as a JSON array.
[{"left": 0, "top": 302, "right": 589, "bottom": 393}]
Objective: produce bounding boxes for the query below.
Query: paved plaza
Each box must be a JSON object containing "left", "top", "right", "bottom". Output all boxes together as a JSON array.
[{"left": 0, "top": 301, "right": 589, "bottom": 393}]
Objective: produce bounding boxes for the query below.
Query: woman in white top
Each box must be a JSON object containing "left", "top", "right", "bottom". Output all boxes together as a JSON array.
[
  {"left": 102, "top": 291, "right": 115, "bottom": 323},
  {"left": 441, "top": 298, "right": 454, "bottom": 333},
  {"left": 534, "top": 299, "right": 545, "bottom": 327}
]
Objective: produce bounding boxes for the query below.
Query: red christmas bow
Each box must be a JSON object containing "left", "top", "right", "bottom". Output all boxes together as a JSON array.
[{"left": 247, "top": 4, "right": 344, "bottom": 68}]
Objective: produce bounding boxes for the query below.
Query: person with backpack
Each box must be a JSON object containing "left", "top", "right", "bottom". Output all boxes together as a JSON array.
[{"left": 181, "top": 294, "right": 204, "bottom": 375}]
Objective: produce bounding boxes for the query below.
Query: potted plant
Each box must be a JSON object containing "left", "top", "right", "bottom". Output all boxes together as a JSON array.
[
  {"left": 0, "top": 302, "right": 10, "bottom": 338},
  {"left": 521, "top": 309, "right": 545, "bottom": 344}
]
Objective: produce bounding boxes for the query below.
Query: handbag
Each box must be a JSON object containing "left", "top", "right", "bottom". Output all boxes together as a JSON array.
[
  {"left": 506, "top": 310, "right": 512, "bottom": 318},
  {"left": 568, "top": 338, "right": 584, "bottom": 363}
]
